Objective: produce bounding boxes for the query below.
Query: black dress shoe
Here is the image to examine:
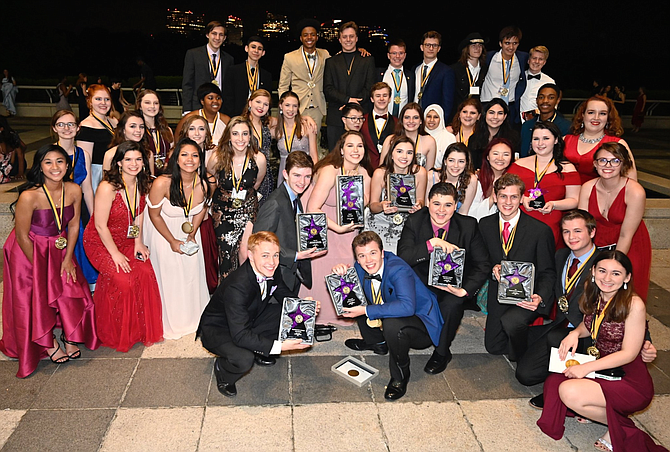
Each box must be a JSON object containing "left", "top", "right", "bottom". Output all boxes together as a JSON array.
[
  {"left": 529, "top": 393, "right": 544, "bottom": 409},
  {"left": 384, "top": 378, "right": 408, "bottom": 400},
  {"left": 424, "top": 350, "right": 452, "bottom": 374},
  {"left": 344, "top": 339, "right": 388, "bottom": 355},
  {"left": 214, "top": 358, "right": 237, "bottom": 397},
  {"left": 254, "top": 353, "right": 276, "bottom": 366}
]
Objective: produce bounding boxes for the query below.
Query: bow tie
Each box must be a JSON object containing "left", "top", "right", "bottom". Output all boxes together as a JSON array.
[
  {"left": 306, "top": 53, "right": 316, "bottom": 61},
  {"left": 375, "top": 114, "right": 388, "bottom": 120},
  {"left": 365, "top": 273, "right": 382, "bottom": 282},
  {"left": 527, "top": 74, "right": 541, "bottom": 80},
  {"left": 257, "top": 276, "right": 274, "bottom": 283}
]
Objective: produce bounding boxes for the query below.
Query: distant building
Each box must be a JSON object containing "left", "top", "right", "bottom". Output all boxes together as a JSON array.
[
  {"left": 259, "top": 12, "right": 289, "bottom": 39},
  {"left": 226, "top": 15, "right": 244, "bottom": 46},
  {"left": 366, "top": 25, "right": 389, "bottom": 45},
  {"left": 320, "top": 20, "right": 341, "bottom": 42},
  {"left": 166, "top": 9, "right": 205, "bottom": 36},
  {"left": 319, "top": 20, "right": 387, "bottom": 44}
]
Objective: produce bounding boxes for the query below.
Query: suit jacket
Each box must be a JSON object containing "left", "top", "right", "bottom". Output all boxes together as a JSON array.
[
  {"left": 278, "top": 47, "right": 330, "bottom": 116},
  {"left": 253, "top": 184, "right": 311, "bottom": 291},
  {"left": 450, "top": 61, "right": 488, "bottom": 119},
  {"left": 198, "top": 260, "right": 295, "bottom": 355},
  {"left": 323, "top": 52, "right": 377, "bottom": 126},
  {"left": 414, "top": 61, "right": 455, "bottom": 119},
  {"left": 552, "top": 247, "right": 599, "bottom": 328},
  {"left": 479, "top": 211, "right": 556, "bottom": 316},
  {"left": 483, "top": 50, "right": 529, "bottom": 124},
  {"left": 354, "top": 251, "right": 444, "bottom": 345},
  {"left": 397, "top": 209, "right": 491, "bottom": 298},
  {"left": 222, "top": 62, "right": 273, "bottom": 117},
  {"left": 360, "top": 112, "right": 396, "bottom": 169},
  {"left": 377, "top": 66, "right": 416, "bottom": 113},
  {"left": 182, "top": 45, "right": 234, "bottom": 112}
]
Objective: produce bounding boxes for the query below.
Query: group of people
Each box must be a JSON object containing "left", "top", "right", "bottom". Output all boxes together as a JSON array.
[{"left": 0, "top": 19, "right": 664, "bottom": 452}]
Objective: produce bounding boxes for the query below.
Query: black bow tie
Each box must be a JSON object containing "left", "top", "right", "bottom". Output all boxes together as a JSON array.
[
  {"left": 306, "top": 53, "right": 316, "bottom": 60},
  {"left": 375, "top": 114, "right": 388, "bottom": 120},
  {"left": 527, "top": 74, "right": 541, "bottom": 80},
  {"left": 365, "top": 273, "right": 382, "bottom": 282}
]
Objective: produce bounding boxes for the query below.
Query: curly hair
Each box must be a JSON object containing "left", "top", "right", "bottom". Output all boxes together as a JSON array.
[
  {"left": 438, "top": 142, "right": 473, "bottom": 203},
  {"left": 103, "top": 140, "right": 152, "bottom": 194},
  {"left": 569, "top": 95, "right": 623, "bottom": 137},
  {"left": 213, "top": 116, "right": 259, "bottom": 175}
]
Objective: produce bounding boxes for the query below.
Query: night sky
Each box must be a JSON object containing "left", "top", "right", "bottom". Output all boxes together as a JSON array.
[{"left": 2, "top": 1, "right": 666, "bottom": 92}]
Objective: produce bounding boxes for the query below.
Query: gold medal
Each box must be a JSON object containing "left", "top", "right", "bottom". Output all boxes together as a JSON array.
[
  {"left": 444, "top": 264, "right": 452, "bottom": 271},
  {"left": 343, "top": 286, "right": 350, "bottom": 294},
  {"left": 587, "top": 346, "right": 600, "bottom": 359},
  {"left": 367, "top": 318, "right": 382, "bottom": 328},
  {"left": 558, "top": 295, "right": 569, "bottom": 313},
  {"left": 127, "top": 224, "right": 140, "bottom": 238},
  {"left": 182, "top": 222, "right": 194, "bottom": 233},
  {"left": 394, "top": 95, "right": 401, "bottom": 104},
  {"left": 212, "top": 80, "right": 219, "bottom": 86},
  {"left": 500, "top": 87, "right": 509, "bottom": 96},
  {"left": 392, "top": 214, "right": 404, "bottom": 225},
  {"left": 417, "top": 92, "right": 423, "bottom": 100},
  {"left": 55, "top": 236, "right": 68, "bottom": 250},
  {"left": 155, "top": 158, "right": 164, "bottom": 169},
  {"left": 232, "top": 198, "right": 243, "bottom": 209},
  {"left": 348, "top": 369, "right": 359, "bottom": 377}
]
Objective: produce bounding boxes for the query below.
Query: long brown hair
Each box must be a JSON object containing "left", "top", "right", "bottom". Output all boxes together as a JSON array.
[
  {"left": 438, "top": 142, "right": 473, "bottom": 203},
  {"left": 103, "top": 140, "right": 152, "bottom": 194},
  {"left": 242, "top": 89, "right": 272, "bottom": 127},
  {"left": 213, "top": 116, "right": 259, "bottom": 174},
  {"left": 569, "top": 95, "right": 623, "bottom": 137},
  {"left": 450, "top": 98, "right": 482, "bottom": 135},
  {"left": 313, "top": 131, "right": 372, "bottom": 176},
  {"left": 579, "top": 250, "right": 635, "bottom": 323},
  {"left": 136, "top": 90, "right": 174, "bottom": 142},
  {"left": 110, "top": 110, "right": 148, "bottom": 148},
  {"left": 177, "top": 115, "right": 214, "bottom": 153},
  {"left": 275, "top": 91, "right": 304, "bottom": 141},
  {"left": 381, "top": 135, "right": 419, "bottom": 180}
]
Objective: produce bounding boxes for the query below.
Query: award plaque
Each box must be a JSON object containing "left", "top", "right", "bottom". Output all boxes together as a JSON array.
[
  {"left": 278, "top": 297, "right": 317, "bottom": 345},
  {"left": 336, "top": 175, "right": 364, "bottom": 226},
  {"left": 527, "top": 187, "right": 546, "bottom": 209},
  {"left": 497, "top": 260, "right": 535, "bottom": 304},
  {"left": 429, "top": 248, "right": 466, "bottom": 289},
  {"left": 325, "top": 267, "right": 367, "bottom": 316},
  {"left": 387, "top": 173, "right": 416, "bottom": 213},
  {"left": 331, "top": 356, "right": 380, "bottom": 387},
  {"left": 296, "top": 213, "right": 328, "bottom": 252}
]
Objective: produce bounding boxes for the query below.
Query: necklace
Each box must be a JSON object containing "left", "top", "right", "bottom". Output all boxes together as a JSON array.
[{"left": 579, "top": 132, "right": 605, "bottom": 144}]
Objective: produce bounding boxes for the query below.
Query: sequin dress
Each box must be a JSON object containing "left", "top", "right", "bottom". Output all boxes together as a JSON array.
[{"left": 253, "top": 124, "right": 274, "bottom": 207}]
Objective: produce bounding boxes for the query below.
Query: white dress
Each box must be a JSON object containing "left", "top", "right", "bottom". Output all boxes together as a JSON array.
[
  {"left": 143, "top": 197, "right": 209, "bottom": 339},
  {"left": 468, "top": 181, "right": 498, "bottom": 221}
]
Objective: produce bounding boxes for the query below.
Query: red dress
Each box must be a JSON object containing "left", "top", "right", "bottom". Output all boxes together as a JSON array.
[
  {"left": 538, "top": 314, "right": 666, "bottom": 451},
  {"left": 508, "top": 163, "right": 581, "bottom": 248},
  {"left": 563, "top": 134, "right": 622, "bottom": 185},
  {"left": 83, "top": 192, "right": 163, "bottom": 351},
  {"left": 1, "top": 205, "right": 100, "bottom": 378},
  {"left": 588, "top": 180, "right": 651, "bottom": 301}
]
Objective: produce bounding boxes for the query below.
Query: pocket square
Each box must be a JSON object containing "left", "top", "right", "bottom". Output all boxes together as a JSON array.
[{"left": 270, "top": 286, "right": 277, "bottom": 296}]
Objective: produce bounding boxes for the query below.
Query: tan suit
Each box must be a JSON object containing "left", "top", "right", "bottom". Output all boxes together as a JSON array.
[{"left": 278, "top": 46, "right": 330, "bottom": 131}]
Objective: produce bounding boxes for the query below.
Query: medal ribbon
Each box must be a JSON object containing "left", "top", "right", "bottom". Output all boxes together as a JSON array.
[
  {"left": 180, "top": 175, "right": 197, "bottom": 221},
  {"left": 434, "top": 228, "right": 447, "bottom": 240},
  {"left": 346, "top": 55, "right": 356, "bottom": 76},
  {"left": 501, "top": 55, "right": 514, "bottom": 86},
  {"left": 413, "top": 134, "right": 421, "bottom": 153},
  {"left": 373, "top": 115, "right": 388, "bottom": 141},
  {"left": 232, "top": 155, "right": 250, "bottom": 193},
  {"left": 91, "top": 112, "right": 114, "bottom": 135},
  {"left": 58, "top": 140, "right": 78, "bottom": 171},
  {"left": 564, "top": 247, "right": 597, "bottom": 295},
  {"left": 283, "top": 124, "right": 296, "bottom": 154},
  {"left": 303, "top": 48, "right": 316, "bottom": 79},
  {"left": 200, "top": 109, "right": 218, "bottom": 137},
  {"left": 500, "top": 222, "right": 518, "bottom": 257},
  {"left": 43, "top": 183, "right": 65, "bottom": 234},
  {"left": 420, "top": 64, "right": 435, "bottom": 92},
  {"left": 122, "top": 177, "right": 138, "bottom": 224},
  {"left": 371, "top": 282, "right": 383, "bottom": 305},
  {"left": 459, "top": 129, "right": 470, "bottom": 146},
  {"left": 391, "top": 69, "right": 403, "bottom": 93},
  {"left": 251, "top": 123, "right": 263, "bottom": 149},
  {"left": 208, "top": 52, "right": 220, "bottom": 80},
  {"left": 466, "top": 67, "right": 476, "bottom": 87},
  {"left": 590, "top": 296, "right": 615, "bottom": 347},
  {"left": 151, "top": 129, "right": 163, "bottom": 159},
  {"left": 246, "top": 61, "right": 259, "bottom": 91},
  {"left": 533, "top": 157, "right": 554, "bottom": 188}
]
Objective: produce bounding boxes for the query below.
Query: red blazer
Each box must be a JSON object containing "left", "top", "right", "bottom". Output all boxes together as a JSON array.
[{"left": 361, "top": 112, "right": 396, "bottom": 169}]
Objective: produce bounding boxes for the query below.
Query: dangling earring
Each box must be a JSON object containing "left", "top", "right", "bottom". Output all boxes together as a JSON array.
[
  {"left": 591, "top": 276, "right": 595, "bottom": 283},
  {"left": 623, "top": 282, "right": 628, "bottom": 290},
  {"left": 581, "top": 122, "right": 585, "bottom": 129}
]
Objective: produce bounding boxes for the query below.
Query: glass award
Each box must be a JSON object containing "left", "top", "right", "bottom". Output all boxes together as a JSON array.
[
  {"left": 527, "top": 187, "right": 546, "bottom": 209},
  {"left": 278, "top": 297, "right": 317, "bottom": 345},
  {"left": 336, "top": 174, "right": 364, "bottom": 226},
  {"left": 429, "top": 248, "right": 466, "bottom": 289},
  {"left": 387, "top": 173, "right": 416, "bottom": 213},
  {"left": 325, "top": 267, "right": 367, "bottom": 316},
  {"left": 497, "top": 260, "right": 535, "bottom": 304},
  {"left": 296, "top": 212, "right": 328, "bottom": 252}
]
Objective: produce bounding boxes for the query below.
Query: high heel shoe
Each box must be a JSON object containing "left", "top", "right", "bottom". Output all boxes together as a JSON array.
[
  {"left": 48, "top": 335, "right": 69, "bottom": 364},
  {"left": 60, "top": 332, "right": 81, "bottom": 359}
]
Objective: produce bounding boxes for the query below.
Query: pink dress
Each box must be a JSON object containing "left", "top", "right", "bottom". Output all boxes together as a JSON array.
[
  {"left": 563, "top": 134, "right": 622, "bottom": 185},
  {"left": 299, "top": 182, "right": 356, "bottom": 326},
  {"left": 0, "top": 205, "right": 100, "bottom": 378}
]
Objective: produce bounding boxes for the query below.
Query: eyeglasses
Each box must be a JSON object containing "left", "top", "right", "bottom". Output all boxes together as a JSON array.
[
  {"left": 388, "top": 51, "right": 405, "bottom": 57},
  {"left": 343, "top": 116, "right": 364, "bottom": 122},
  {"left": 423, "top": 43, "right": 440, "bottom": 49},
  {"left": 595, "top": 157, "right": 622, "bottom": 167},
  {"left": 55, "top": 122, "right": 77, "bottom": 129}
]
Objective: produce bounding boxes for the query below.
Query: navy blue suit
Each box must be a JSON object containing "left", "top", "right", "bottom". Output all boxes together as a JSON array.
[{"left": 414, "top": 61, "right": 455, "bottom": 120}]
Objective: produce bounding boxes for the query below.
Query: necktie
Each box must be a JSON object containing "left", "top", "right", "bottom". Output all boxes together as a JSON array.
[
  {"left": 293, "top": 198, "right": 300, "bottom": 216},
  {"left": 392, "top": 69, "right": 401, "bottom": 116},
  {"left": 211, "top": 54, "right": 217, "bottom": 79},
  {"left": 375, "top": 114, "right": 388, "bottom": 120},
  {"left": 437, "top": 228, "right": 445, "bottom": 239},
  {"left": 527, "top": 73, "right": 541, "bottom": 80},
  {"left": 503, "top": 222, "right": 511, "bottom": 244},
  {"left": 364, "top": 273, "right": 382, "bottom": 282},
  {"left": 568, "top": 258, "right": 580, "bottom": 279}
]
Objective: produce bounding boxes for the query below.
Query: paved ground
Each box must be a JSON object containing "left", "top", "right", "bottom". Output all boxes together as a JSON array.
[{"left": 0, "top": 118, "right": 669, "bottom": 451}]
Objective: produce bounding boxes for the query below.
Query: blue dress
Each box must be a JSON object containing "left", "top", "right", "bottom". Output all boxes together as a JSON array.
[{"left": 70, "top": 146, "right": 98, "bottom": 284}]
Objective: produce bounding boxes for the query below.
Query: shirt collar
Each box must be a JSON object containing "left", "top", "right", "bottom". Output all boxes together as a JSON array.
[
  {"left": 283, "top": 181, "right": 299, "bottom": 202},
  {"left": 206, "top": 44, "right": 220, "bottom": 56},
  {"left": 570, "top": 244, "right": 596, "bottom": 265},
  {"left": 499, "top": 209, "right": 521, "bottom": 229}
]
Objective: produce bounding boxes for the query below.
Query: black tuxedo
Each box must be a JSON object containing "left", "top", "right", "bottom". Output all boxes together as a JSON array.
[
  {"left": 182, "top": 45, "right": 234, "bottom": 112},
  {"left": 197, "top": 260, "right": 295, "bottom": 383},
  {"left": 360, "top": 112, "right": 396, "bottom": 169},
  {"left": 515, "top": 247, "right": 599, "bottom": 386},
  {"left": 398, "top": 209, "right": 491, "bottom": 356},
  {"left": 323, "top": 51, "right": 377, "bottom": 150},
  {"left": 414, "top": 61, "right": 455, "bottom": 119},
  {"left": 450, "top": 61, "right": 488, "bottom": 121},
  {"left": 479, "top": 211, "right": 556, "bottom": 361},
  {"left": 222, "top": 62, "right": 273, "bottom": 117},
  {"left": 377, "top": 66, "right": 416, "bottom": 115},
  {"left": 253, "top": 184, "right": 312, "bottom": 292}
]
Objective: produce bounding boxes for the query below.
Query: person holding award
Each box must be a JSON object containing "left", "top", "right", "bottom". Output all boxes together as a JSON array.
[
  {"left": 366, "top": 135, "right": 426, "bottom": 254},
  {"left": 198, "top": 232, "right": 316, "bottom": 397},
  {"left": 143, "top": 138, "right": 214, "bottom": 339},
  {"left": 507, "top": 121, "right": 580, "bottom": 247},
  {"left": 398, "top": 182, "right": 490, "bottom": 374},
  {"left": 334, "top": 231, "right": 444, "bottom": 400},
  {"left": 1, "top": 144, "right": 100, "bottom": 378},
  {"left": 83, "top": 141, "right": 163, "bottom": 352},
  {"left": 537, "top": 251, "right": 666, "bottom": 452},
  {"left": 479, "top": 173, "right": 555, "bottom": 362}
]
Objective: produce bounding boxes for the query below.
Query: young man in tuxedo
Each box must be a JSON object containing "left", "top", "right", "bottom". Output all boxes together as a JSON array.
[
  {"left": 479, "top": 173, "right": 556, "bottom": 362},
  {"left": 197, "top": 232, "right": 316, "bottom": 397},
  {"left": 182, "top": 21, "right": 234, "bottom": 114},
  {"left": 414, "top": 31, "right": 455, "bottom": 119},
  {"left": 334, "top": 231, "right": 444, "bottom": 400},
  {"left": 361, "top": 82, "right": 397, "bottom": 169},
  {"left": 324, "top": 21, "right": 377, "bottom": 151},
  {"left": 253, "top": 151, "right": 325, "bottom": 292},
  {"left": 380, "top": 39, "right": 415, "bottom": 117},
  {"left": 398, "top": 182, "right": 490, "bottom": 374},
  {"left": 222, "top": 36, "right": 273, "bottom": 117}
]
